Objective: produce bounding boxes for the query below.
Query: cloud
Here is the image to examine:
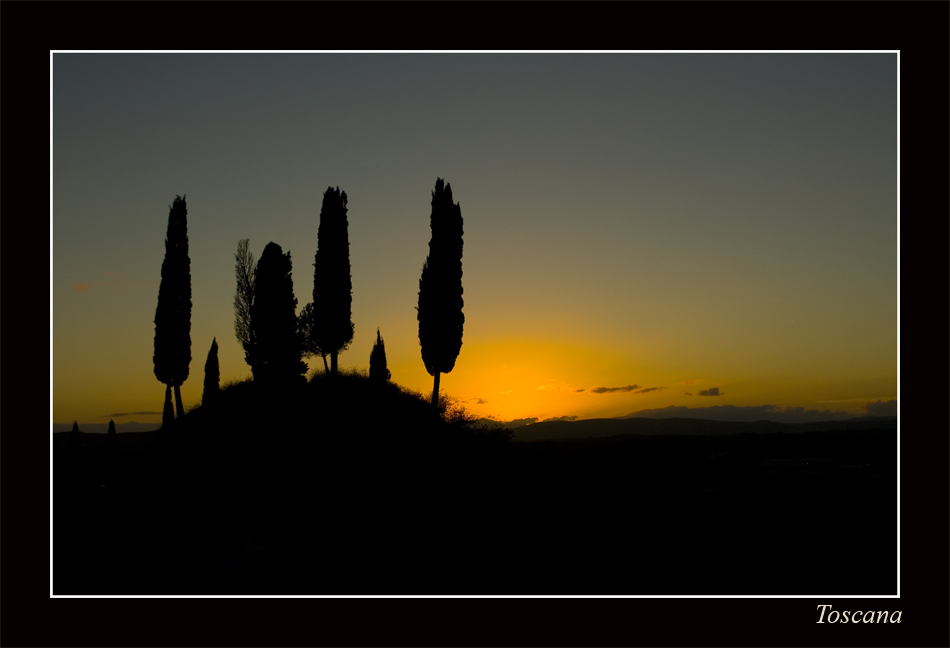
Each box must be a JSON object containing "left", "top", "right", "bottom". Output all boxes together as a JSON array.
[
  {"left": 591, "top": 384, "right": 640, "bottom": 394},
  {"left": 575, "top": 388, "right": 585, "bottom": 393},
  {"left": 698, "top": 387, "right": 722, "bottom": 396},
  {"left": 475, "top": 398, "right": 488, "bottom": 405},
  {"left": 684, "top": 392, "right": 692, "bottom": 396},
  {"left": 541, "top": 415, "right": 578, "bottom": 423},
  {"left": 506, "top": 417, "right": 539, "bottom": 428},
  {"left": 536, "top": 382, "right": 576, "bottom": 392},
  {"left": 106, "top": 411, "right": 163, "bottom": 418},
  {"left": 635, "top": 387, "right": 666, "bottom": 394},
  {"left": 865, "top": 399, "right": 897, "bottom": 417},
  {"left": 620, "top": 404, "right": 856, "bottom": 424},
  {"left": 72, "top": 279, "right": 109, "bottom": 294}
]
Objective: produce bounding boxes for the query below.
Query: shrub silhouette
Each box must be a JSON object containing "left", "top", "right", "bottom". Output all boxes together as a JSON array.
[
  {"left": 369, "top": 328, "right": 391, "bottom": 382},
  {"left": 418, "top": 178, "right": 464, "bottom": 406},
  {"left": 153, "top": 195, "right": 192, "bottom": 419},
  {"left": 250, "top": 243, "right": 307, "bottom": 385},
  {"left": 311, "top": 187, "right": 354, "bottom": 375},
  {"left": 202, "top": 338, "right": 220, "bottom": 407}
]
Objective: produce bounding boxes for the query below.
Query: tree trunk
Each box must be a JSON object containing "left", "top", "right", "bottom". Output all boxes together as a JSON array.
[
  {"left": 174, "top": 384, "right": 185, "bottom": 419},
  {"left": 331, "top": 351, "right": 338, "bottom": 375},
  {"left": 322, "top": 354, "right": 330, "bottom": 374},
  {"left": 162, "top": 385, "right": 174, "bottom": 429},
  {"left": 431, "top": 370, "right": 441, "bottom": 408}
]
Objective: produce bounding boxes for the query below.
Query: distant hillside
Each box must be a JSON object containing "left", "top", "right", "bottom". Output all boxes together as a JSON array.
[
  {"left": 512, "top": 416, "right": 898, "bottom": 442},
  {"left": 52, "top": 421, "right": 160, "bottom": 434}
]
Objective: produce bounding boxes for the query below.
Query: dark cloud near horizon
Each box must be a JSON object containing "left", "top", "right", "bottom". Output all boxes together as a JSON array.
[
  {"left": 591, "top": 384, "right": 639, "bottom": 394},
  {"left": 575, "top": 388, "right": 585, "bottom": 392},
  {"left": 636, "top": 387, "right": 665, "bottom": 394},
  {"left": 541, "top": 415, "right": 578, "bottom": 423},
  {"left": 684, "top": 392, "right": 692, "bottom": 396},
  {"left": 506, "top": 417, "right": 539, "bottom": 428},
  {"left": 865, "top": 399, "right": 897, "bottom": 416},
  {"left": 620, "top": 404, "right": 858, "bottom": 424},
  {"left": 698, "top": 388, "right": 722, "bottom": 396},
  {"left": 474, "top": 398, "right": 488, "bottom": 405}
]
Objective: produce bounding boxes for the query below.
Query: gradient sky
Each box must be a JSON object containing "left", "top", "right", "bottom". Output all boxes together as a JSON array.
[{"left": 52, "top": 53, "right": 898, "bottom": 426}]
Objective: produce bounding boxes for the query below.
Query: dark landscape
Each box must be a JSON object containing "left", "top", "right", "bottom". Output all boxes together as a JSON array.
[{"left": 53, "top": 376, "right": 897, "bottom": 595}]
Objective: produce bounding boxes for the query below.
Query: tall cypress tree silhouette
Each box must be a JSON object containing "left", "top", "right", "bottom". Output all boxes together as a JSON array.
[
  {"left": 418, "top": 178, "right": 464, "bottom": 406},
  {"left": 234, "top": 239, "right": 257, "bottom": 373},
  {"left": 312, "top": 187, "right": 354, "bottom": 375},
  {"left": 251, "top": 242, "right": 307, "bottom": 385},
  {"left": 153, "top": 195, "right": 192, "bottom": 420},
  {"left": 369, "top": 328, "right": 391, "bottom": 382},
  {"left": 202, "top": 337, "right": 220, "bottom": 407}
]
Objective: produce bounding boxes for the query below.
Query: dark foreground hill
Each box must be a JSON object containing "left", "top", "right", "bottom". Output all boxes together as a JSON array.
[{"left": 53, "top": 376, "right": 897, "bottom": 595}]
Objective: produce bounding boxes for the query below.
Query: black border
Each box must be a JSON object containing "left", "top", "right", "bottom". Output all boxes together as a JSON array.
[{"left": 15, "top": 0, "right": 947, "bottom": 646}]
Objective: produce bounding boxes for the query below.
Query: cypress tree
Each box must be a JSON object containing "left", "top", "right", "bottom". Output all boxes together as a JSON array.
[
  {"left": 153, "top": 195, "right": 192, "bottom": 419},
  {"left": 69, "top": 421, "right": 81, "bottom": 455},
  {"left": 418, "top": 178, "right": 464, "bottom": 406},
  {"left": 312, "top": 187, "right": 354, "bottom": 375},
  {"left": 250, "top": 242, "right": 307, "bottom": 385},
  {"left": 202, "top": 338, "right": 220, "bottom": 407},
  {"left": 107, "top": 419, "right": 117, "bottom": 457},
  {"left": 369, "top": 328, "right": 391, "bottom": 382},
  {"left": 234, "top": 239, "right": 257, "bottom": 373}
]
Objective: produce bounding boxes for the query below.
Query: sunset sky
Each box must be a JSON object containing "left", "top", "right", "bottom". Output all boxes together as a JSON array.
[{"left": 52, "top": 53, "right": 898, "bottom": 427}]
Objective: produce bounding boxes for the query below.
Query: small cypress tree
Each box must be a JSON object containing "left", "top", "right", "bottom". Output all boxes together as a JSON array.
[
  {"left": 369, "top": 328, "right": 391, "bottom": 382},
  {"left": 69, "top": 421, "right": 81, "bottom": 455},
  {"left": 107, "top": 419, "right": 117, "bottom": 457},
  {"left": 202, "top": 338, "right": 220, "bottom": 407}
]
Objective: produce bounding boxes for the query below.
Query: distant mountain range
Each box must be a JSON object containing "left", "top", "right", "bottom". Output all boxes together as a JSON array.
[{"left": 505, "top": 415, "right": 898, "bottom": 442}]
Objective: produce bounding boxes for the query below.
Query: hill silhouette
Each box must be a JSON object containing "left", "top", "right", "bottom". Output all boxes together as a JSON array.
[
  {"left": 55, "top": 371, "right": 513, "bottom": 594},
  {"left": 53, "top": 374, "right": 895, "bottom": 595}
]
